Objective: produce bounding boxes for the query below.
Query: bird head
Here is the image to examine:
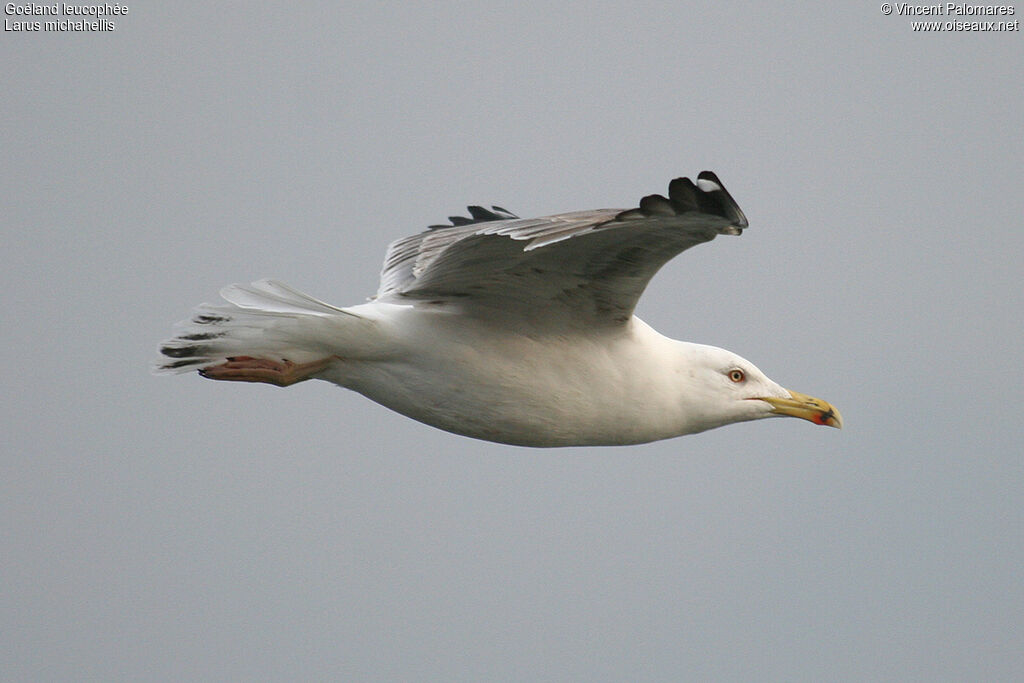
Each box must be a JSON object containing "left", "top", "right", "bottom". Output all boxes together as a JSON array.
[{"left": 680, "top": 344, "right": 843, "bottom": 432}]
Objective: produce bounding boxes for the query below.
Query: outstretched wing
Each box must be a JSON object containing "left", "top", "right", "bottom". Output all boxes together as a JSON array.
[{"left": 375, "top": 171, "right": 747, "bottom": 327}]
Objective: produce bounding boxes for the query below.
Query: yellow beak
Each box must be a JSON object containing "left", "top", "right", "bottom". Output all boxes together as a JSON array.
[{"left": 758, "top": 390, "right": 843, "bottom": 429}]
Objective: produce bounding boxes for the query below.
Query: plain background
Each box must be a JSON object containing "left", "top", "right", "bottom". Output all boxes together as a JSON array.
[{"left": 3, "top": 3, "right": 1021, "bottom": 681}]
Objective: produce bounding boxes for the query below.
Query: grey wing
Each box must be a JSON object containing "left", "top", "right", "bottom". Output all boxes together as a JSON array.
[
  {"left": 374, "top": 172, "right": 748, "bottom": 328},
  {"left": 375, "top": 205, "right": 519, "bottom": 299}
]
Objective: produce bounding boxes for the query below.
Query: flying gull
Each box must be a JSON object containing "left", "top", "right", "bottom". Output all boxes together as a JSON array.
[{"left": 156, "top": 172, "right": 842, "bottom": 446}]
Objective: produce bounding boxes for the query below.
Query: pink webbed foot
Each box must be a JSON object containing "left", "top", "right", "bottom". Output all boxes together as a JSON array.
[{"left": 198, "top": 356, "right": 332, "bottom": 387}]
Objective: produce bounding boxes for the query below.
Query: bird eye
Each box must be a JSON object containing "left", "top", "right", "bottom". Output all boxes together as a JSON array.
[{"left": 728, "top": 369, "right": 745, "bottom": 383}]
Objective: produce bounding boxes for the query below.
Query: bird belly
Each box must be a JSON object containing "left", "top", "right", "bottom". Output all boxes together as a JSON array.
[{"left": 322, "top": 316, "right": 681, "bottom": 447}]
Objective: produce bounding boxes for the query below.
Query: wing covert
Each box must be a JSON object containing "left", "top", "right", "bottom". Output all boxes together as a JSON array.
[{"left": 374, "top": 172, "right": 747, "bottom": 328}]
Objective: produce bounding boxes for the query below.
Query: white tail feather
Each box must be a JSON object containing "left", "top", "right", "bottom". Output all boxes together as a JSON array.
[
  {"left": 220, "top": 279, "right": 345, "bottom": 316},
  {"left": 154, "top": 280, "right": 374, "bottom": 375}
]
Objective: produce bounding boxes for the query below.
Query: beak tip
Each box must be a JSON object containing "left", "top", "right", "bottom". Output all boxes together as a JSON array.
[
  {"left": 762, "top": 390, "right": 843, "bottom": 431},
  {"left": 820, "top": 407, "right": 843, "bottom": 430}
]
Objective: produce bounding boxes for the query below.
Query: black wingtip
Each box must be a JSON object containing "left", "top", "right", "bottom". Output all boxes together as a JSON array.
[
  {"left": 695, "top": 170, "right": 748, "bottom": 228},
  {"left": 429, "top": 205, "right": 520, "bottom": 230},
  {"left": 621, "top": 171, "right": 748, "bottom": 230}
]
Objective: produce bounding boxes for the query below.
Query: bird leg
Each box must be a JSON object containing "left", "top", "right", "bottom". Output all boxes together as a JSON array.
[{"left": 198, "top": 356, "right": 332, "bottom": 387}]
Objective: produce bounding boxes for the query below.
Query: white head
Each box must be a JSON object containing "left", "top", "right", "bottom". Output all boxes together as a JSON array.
[{"left": 674, "top": 343, "right": 842, "bottom": 435}]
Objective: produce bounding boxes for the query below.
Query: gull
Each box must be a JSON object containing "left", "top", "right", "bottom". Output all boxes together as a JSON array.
[{"left": 156, "top": 172, "right": 841, "bottom": 447}]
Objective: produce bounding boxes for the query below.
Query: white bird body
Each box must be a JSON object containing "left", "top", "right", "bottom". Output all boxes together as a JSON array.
[
  {"left": 320, "top": 304, "right": 784, "bottom": 446},
  {"left": 157, "top": 173, "right": 841, "bottom": 446}
]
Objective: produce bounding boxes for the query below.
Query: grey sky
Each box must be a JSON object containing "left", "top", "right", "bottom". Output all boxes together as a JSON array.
[{"left": 3, "top": 2, "right": 1022, "bottom": 681}]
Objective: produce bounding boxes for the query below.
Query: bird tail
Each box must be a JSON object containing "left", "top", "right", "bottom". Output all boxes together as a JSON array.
[{"left": 154, "top": 279, "right": 374, "bottom": 375}]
